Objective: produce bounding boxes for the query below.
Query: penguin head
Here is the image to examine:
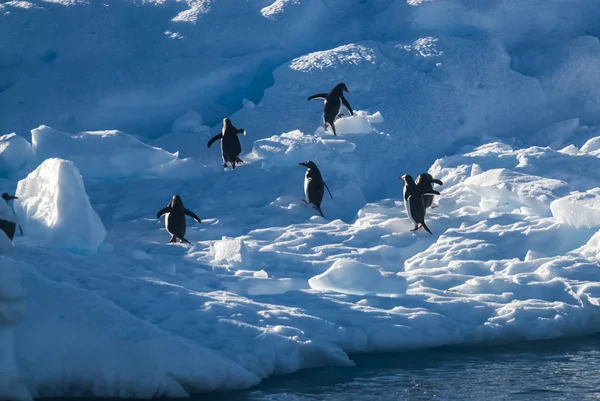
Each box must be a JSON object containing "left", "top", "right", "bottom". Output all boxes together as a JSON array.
[
  {"left": 223, "top": 118, "right": 232, "bottom": 127},
  {"left": 335, "top": 83, "right": 350, "bottom": 94},
  {"left": 1, "top": 193, "right": 18, "bottom": 203},
  {"left": 416, "top": 173, "right": 443, "bottom": 186},
  {"left": 299, "top": 161, "right": 318, "bottom": 170},
  {"left": 399, "top": 174, "right": 416, "bottom": 186},
  {"left": 171, "top": 194, "right": 184, "bottom": 208}
]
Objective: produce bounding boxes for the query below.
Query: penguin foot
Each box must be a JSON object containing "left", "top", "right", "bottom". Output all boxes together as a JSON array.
[
  {"left": 223, "top": 163, "right": 228, "bottom": 168},
  {"left": 169, "top": 235, "right": 177, "bottom": 243},
  {"left": 336, "top": 113, "right": 344, "bottom": 119},
  {"left": 235, "top": 157, "right": 244, "bottom": 164},
  {"left": 431, "top": 205, "right": 439, "bottom": 209},
  {"left": 410, "top": 224, "right": 421, "bottom": 232}
]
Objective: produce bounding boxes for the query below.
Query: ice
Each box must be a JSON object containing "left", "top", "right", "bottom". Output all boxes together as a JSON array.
[
  {"left": 14, "top": 158, "right": 106, "bottom": 254},
  {"left": 3, "top": 0, "right": 600, "bottom": 397},
  {"left": 210, "top": 238, "right": 251, "bottom": 270},
  {"left": 550, "top": 189, "right": 600, "bottom": 229},
  {"left": 31, "top": 125, "right": 178, "bottom": 180},
  {"left": 309, "top": 259, "right": 408, "bottom": 297},
  {"left": 0, "top": 133, "right": 33, "bottom": 177}
]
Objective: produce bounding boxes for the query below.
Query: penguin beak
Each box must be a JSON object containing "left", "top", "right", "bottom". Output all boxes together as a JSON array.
[
  {"left": 299, "top": 162, "right": 307, "bottom": 167},
  {"left": 7, "top": 195, "right": 17, "bottom": 200},
  {"left": 432, "top": 179, "right": 443, "bottom": 185},
  {"left": 398, "top": 175, "right": 406, "bottom": 181}
]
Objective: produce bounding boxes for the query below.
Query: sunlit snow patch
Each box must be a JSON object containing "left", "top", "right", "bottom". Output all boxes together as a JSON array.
[
  {"left": 551, "top": 189, "right": 600, "bottom": 229},
  {"left": 0, "top": 133, "right": 33, "bottom": 177},
  {"left": 309, "top": 259, "right": 407, "bottom": 297},
  {"left": 31, "top": 125, "right": 178, "bottom": 180},
  {"left": 210, "top": 238, "right": 251, "bottom": 270},
  {"left": 15, "top": 158, "right": 106, "bottom": 254}
]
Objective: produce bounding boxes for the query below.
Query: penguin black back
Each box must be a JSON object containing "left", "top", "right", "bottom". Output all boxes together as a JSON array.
[
  {"left": 156, "top": 194, "right": 202, "bottom": 244},
  {"left": 307, "top": 83, "right": 353, "bottom": 136},
  {"left": 299, "top": 161, "right": 333, "bottom": 218},
  {"left": 416, "top": 173, "right": 443, "bottom": 209},
  {"left": 399, "top": 175, "right": 439, "bottom": 234},
  {"left": 207, "top": 118, "right": 246, "bottom": 169},
  {"left": 0, "top": 193, "right": 21, "bottom": 240}
]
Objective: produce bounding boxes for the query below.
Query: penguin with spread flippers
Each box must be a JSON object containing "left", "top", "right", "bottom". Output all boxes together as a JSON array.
[
  {"left": 0, "top": 193, "right": 21, "bottom": 241},
  {"left": 416, "top": 173, "right": 443, "bottom": 209},
  {"left": 207, "top": 118, "right": 246, "bottom": 169},
  {"left": 156, "top": 194, "right": 201, "bottom": 244},
  {"left": 399, "top": 175, "right": 439, "bottom": 234},
  {"left": 308, "top": 83, "right": 353, "bottom": 136},
  {"left": 299, "top": 161, "right": 333, "bottom": 218}
]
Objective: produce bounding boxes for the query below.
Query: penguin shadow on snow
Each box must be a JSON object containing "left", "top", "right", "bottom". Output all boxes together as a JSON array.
[{"left": 399, "top": 173, "right": 443, "bottom": 235}]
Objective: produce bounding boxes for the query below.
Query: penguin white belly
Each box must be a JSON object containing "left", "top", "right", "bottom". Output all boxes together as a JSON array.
[
  {"left": 164, "top": 212, "right": 172, "bottom": 234},
  {"left": 405, "top": 195, "right": 417, "bottom": 224},
  {"left": 304, "top": 176, "right": 311, "bottom": 204}
]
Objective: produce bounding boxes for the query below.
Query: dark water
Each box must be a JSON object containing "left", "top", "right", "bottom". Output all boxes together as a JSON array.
[
  {"left": 206, "top": 335, "right": 600, "bottom": 401},
  {"left": 49, "top": 335, "right": 600, "bottom": 401}
]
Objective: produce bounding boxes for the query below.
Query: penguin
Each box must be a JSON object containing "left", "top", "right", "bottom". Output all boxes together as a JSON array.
[
  {"left": 299, "top": 161, "right": 333, "bottom": 218},
  {"left": 207, "top": 118, "right": 246, "bottom": 169},
  {"left": 307, "top": 83, "right": 353, "bottom": 136},
  {"left": 399, "top": 175, "right": 439, "bottom": 234},
  {"left": 415, "top": 173, "right": 444, "bottom": 209},
  {"left": 0, "top": 193, "right": 20, "bottom": 241},
  {"left": 156, "top": 194, "right": 201, "bottom": 244}
]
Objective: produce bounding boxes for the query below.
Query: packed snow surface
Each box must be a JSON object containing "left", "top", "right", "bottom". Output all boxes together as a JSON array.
[{"left": 2, "top": 0, "right": 600, "bottom": 398}]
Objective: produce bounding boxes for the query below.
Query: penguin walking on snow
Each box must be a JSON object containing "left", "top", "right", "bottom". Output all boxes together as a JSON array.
[
  {"left": 0, "top": 193, "right": 21, "bottom": 241},
  {"left": 308, "top": 83, "right": 353, "bottom": 136},
  {"left": 207, "top": 118, "right": 246, "bottom": 169},
  {"left": 299, "top": 161, "right": 333, "bottom": 218},
  {"left": 399, "top": 174, "right": 439, "bottom": 234},
  {"left": 156, "top": 195, "right": 202, "bottom": 244},
  {"left": 416, "top": 173, "right": 444, "bottom": 209}
]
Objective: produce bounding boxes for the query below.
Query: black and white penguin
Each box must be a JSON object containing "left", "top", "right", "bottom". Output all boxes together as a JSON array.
[
  {"left": 416, "top": 173, "right": 443, "bottom": 209},
  {"left": 207, "top": 118, "right": 246, "bottom": 169},
  {"left": 0, "top": 193, "right": 21, "bottom": 241},
  {"left": 156, "top": 194, "right": 201, "bottom": 244},
  {"left": 299, "top": 161, "right": 333, "bottom": 218},
  {"left": 308, "top": 83, "right": 353, "bottom": 136},
  {"left": 399, "top": 175, "right": 439, "bottom": 234}
]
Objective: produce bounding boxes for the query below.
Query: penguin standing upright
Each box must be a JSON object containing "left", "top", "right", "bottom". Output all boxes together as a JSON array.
[
  {"left": 156, "top": 194, "right": 202, "bottom": 244},
  {"left": 399, "top": 175, "right": 439, "bottom": 234},
  {"left": 207, "top": 118, "right": 246, "bottom": 169},
  {"left": 299, "top": 161, "right": 333, "bottom": 218},
  {"left": 416, "top": 173, "right": 444, "bottom": 209},
  {"left": 308, "top": 83, "right": 353, "bottom": 136},
  {"left": 0, "top": 193, "right": 21, "bottom": 241}
]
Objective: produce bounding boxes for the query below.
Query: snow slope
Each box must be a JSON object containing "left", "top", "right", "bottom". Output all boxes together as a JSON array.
[{"left": 2, "top": 0, "right": 600, "bottom": 398}]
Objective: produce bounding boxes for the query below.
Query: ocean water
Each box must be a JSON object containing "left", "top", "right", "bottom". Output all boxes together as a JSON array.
[{"left": 207, "top": 335, "right": 600, "bottom": 401}]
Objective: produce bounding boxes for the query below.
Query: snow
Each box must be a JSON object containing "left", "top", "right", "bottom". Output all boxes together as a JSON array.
[
  {"left": 14, "top": 158, "right": 106, "bottom": 254},
  {"left": 3, "top": 0, "right": 600, "bottom": 398}
]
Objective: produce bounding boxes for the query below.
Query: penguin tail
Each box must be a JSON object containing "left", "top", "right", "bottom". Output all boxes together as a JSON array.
[
  {"left": 421, "top": 222, "right": 433, "bottom": 235},
  {"left": 314, "top": 205, "right": 326, "bottom": 219},
  {"left": 180, "top": 237, "right": 191, "bottom": 244}
]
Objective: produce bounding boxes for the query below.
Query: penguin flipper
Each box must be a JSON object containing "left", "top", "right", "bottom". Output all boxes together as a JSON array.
[
  {"left": 157, "top": 207, "right": 170, "bottom": 219},
  {"left": 207, "top": 133, "right": 223, "bottom": 148},
  {"left": 324, "top": 182, "right": 333, "bottom": 200},
  {"left": 341, "top": 95, "right": 353, "bottom": 115},
  {"left": 308, "top": 93, "right": 328, "bottom": 101},
  {"left": 236, "top": 129, "right": 246, "bottom": 135},
  {"left": 432, "top": 179, "right": 444, "bottom": 185},
  {"left": 425, "top": 190, "right": 441, "bottom": 196},
  {"left": 184, "top": 209, "right": 202, "bottom": 224}
]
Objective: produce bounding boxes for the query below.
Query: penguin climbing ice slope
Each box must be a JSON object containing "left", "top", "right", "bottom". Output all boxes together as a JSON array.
[
  {"left": 207, "top": 118, "right": 246, "bottom": 169},
  {"left": 0, "top": 193, "right": 21, "bottom": 241},
  {"left": 299, "top": 161, "right": 333, "bottom": 218},
  {"left": 156, "top": 194, "right": 202, "bottom": 244},
  {"left": 415, "top": 173, "right": 443, "bottom": 209},
  {"left": 308, "top": 83, "right": 353, "bottom": 136},
  {"left": 399, "top": 175, "right": 439, "bottom": 234}
]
